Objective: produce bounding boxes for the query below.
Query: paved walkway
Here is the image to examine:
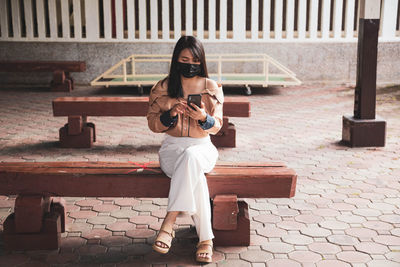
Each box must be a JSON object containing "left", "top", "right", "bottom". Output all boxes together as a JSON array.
[{"left": 0, "top": 83, "right": 399, "bottom": 267}]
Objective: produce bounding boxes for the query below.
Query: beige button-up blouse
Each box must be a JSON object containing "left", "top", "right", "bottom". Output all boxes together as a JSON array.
[{"left": 147, "top": 78, "right": 224, "bottom": 137}]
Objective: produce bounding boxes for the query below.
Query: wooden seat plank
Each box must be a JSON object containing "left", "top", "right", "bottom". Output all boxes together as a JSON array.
[
  {"left": 0, "top": 166, "right": 293, "bottom": 177},
  {"left": 52, "top": 96, "right": 250, "bottom": 117},
  {"left": 0, "top": 61, "right": 86, "bottom": 72},
  {"left": 0, "top": 161, "right": 284, "bottom": 168},
  {"left": 0, "top": 162, "right": 296, "bottom": 198}
]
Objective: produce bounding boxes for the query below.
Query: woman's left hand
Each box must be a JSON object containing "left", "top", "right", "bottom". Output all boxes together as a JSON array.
[{"left": 186, "top": 101, "right": 207, "bottom": 122}]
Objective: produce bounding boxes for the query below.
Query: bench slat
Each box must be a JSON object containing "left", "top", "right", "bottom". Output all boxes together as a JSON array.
[
  {"left": 52, "top": 96, "right": 250, "bottom": 117},
  {"left": 0, "top": 161, "right": 285, "bottom": 168},
  {"left": 0, "top": 166, "right": 293, "bottom": 176},
  {"left": 0, "top": 162, "right": 296, "bottom": 198},
  {"left": 0, "top": 61, "right": 86, "bottom": 72}
]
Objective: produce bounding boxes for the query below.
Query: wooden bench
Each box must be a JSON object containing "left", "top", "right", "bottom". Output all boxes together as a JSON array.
[
  {"left": 0, "top": 161, "right": 297, "bottom": 250},
  {"left": 0, "top": 61, "right": 86, "bottom": 92},
  {"left": 52, "top": 96, "right": 250, "bottom": 148}
]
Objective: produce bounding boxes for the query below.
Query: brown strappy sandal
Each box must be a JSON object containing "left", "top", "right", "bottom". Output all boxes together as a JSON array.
[
  {"left": 152, "top": 228, "right": 175, "bottom": 254},
  {"left": 196, "top": 240, "right": 213, "bottom": 263}
]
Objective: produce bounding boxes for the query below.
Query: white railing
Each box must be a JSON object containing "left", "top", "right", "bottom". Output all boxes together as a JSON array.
[{"left": 0, "top": 0, "right": 399, "bottom": 43}]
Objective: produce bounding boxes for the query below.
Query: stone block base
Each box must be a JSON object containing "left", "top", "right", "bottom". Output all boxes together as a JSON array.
[
  {"left": 213, "top": 201, "right": 250, "bottom": 246},
  {"left": 3, "top": 212, "right": 62, "bottom": 251},
  {"left": 213, "top": 194, "right": 239, "bottom": 231},
  {"left": 51, "top": 70, "right": 74, "bottom": 92},
  {"left": 51, "top": 197, "right": 67, "bottom": 233},
  {"left": 51, "top": 79, "right": 72, "bottom": 92},
  {"left": 211, "top": 123, "right": 236, "bottom": 148},
  {"left": 342, "top": 115, "right": 386, "bottom": 147},
  {"left": 59, "top": 124, "right": 94, "bottom": 148}
]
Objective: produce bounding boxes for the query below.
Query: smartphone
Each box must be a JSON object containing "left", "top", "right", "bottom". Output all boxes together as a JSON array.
[{"left": 187, "top": 94, "right": 202, "bottom": 110}]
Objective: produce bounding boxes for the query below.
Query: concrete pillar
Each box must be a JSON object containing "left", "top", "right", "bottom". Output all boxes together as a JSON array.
[{"left": 341, "top": 0, "right": 386, "bottom": 147}]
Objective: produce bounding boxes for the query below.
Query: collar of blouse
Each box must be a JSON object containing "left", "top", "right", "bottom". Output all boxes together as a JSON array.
[{"left": 149, "top": 81, "right": 224, "bottom": 106}]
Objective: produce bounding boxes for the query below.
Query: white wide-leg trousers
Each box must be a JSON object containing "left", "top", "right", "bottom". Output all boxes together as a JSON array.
[{"left": 159, "top": 134, "right": 218, "bottom": 242}]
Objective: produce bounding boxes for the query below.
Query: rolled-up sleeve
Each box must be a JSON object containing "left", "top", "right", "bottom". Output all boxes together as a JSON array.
[
  {"left": 198, "top": 114, "right": 215, "bottom": 130},
  {"left": 203, "top": 86, "right": 224, "bottom": 135},
  {"left": 147, "top": 82, "right": 171, "bottom": 133},
  {"left": 160, "top": 109, "right": 178, "bottom": 127}
]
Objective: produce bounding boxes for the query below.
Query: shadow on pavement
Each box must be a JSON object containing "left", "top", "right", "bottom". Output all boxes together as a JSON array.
[{"left": 0, "top": 142, "right": 161, "bottom": 157}]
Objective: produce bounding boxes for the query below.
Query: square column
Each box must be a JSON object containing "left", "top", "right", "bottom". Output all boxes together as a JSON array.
[{"left": 342, "top": 0, "right": 386, "bottom": 147}]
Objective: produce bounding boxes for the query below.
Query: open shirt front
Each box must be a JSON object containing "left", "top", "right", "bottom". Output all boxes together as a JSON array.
[{"left": 147, "top": 79, "right": 224, "bottom": 138}]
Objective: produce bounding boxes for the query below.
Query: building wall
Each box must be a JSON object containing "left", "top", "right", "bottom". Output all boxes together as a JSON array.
[{"left": 0, "top": 42, "right": 399, "bottom": 87}]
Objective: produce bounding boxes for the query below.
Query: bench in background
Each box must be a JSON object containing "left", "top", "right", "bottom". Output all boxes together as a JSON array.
[
  {"left": 52, "top": 96, "right": 250, "bottom": 148},
  {"left": 0, "top": 61, "right": 86, "bottom": 92},
  {"left": 0, "top": 161, "right": 297, "bottom": 250}
]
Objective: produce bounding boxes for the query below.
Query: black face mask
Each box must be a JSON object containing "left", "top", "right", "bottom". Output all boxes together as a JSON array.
[{"left": 177, "top": 62, "right": 201, "bottom": 78}]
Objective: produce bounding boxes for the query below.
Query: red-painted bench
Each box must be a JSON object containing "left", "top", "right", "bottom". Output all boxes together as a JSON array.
[
  {"left": 0, "top": 161, "right": 296, "bottom": 250},
  {"left": 0, "top": 61, "right": 86, "bottom": 92},
  {"left": 52, "top": 96, "right": 250, "bottom": 148}
]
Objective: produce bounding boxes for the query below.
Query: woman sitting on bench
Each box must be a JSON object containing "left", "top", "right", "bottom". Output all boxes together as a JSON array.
[{"left": 147, "top": 35, "right": 224, "bottom": 263}]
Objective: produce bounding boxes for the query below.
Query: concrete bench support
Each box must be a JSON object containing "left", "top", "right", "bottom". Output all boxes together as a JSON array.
[
  {"left": 212, "top": 194, "right": 250, "bottom": 246},
  {"left": 3, "top": 196, "right": 66, "bottom": 250},
  {"left": 0, "top": 161, "right": 296, "bottom": 250},
  {"left": 59, "top": 116, "right": 96, "bottom": 148},
  {"left": 211, "top": 117, "right": 237, "bottom": 148}
]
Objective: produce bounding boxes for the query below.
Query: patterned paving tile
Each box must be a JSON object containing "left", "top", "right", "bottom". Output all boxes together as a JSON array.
[
  {"left": 308, "top": 242, "right": 341, "bottom": 254},
  {"left": 355, "top": 242, "right": 390, "bottom": 254},
  {"left": 1, "top": 84, "right": 400, "bottom": 266},
  {"left": 288, "top": 251, "right": 322, "bottom": 263}
]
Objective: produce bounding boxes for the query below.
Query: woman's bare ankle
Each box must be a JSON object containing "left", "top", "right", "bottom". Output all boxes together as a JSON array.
[
  {"left": 160, "top": 223, "right": 173, "bottom": 233},
  {"left": 199, "top": 239, "right": 213, "bottom": 245},
  {"left": 161, "top": 211, "right": 179, "bottom": 232},
  {"left": 160, "top": 220, "right": 174, "bottom": 233}
]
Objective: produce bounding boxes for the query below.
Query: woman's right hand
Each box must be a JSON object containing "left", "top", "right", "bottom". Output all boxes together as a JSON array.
[{"left": 170, "top": 100, "right": 187, "bottom": 117}]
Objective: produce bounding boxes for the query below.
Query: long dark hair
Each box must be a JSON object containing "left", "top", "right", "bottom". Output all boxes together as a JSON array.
[{"left": 163, "top": 36, "right": 209, "bottom": 98}]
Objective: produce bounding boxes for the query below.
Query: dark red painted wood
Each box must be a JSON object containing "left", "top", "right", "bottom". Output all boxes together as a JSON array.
[
  {"left": 342, "top": 115, "right": 386, "bottom": 147},
  {"left": 3, "top": 212, "right": 61, "bottom": 250},
  {"left": 14, "top": 195, "right": 50, "bottom": 233},
  {"left": 67, "top": 116, "right": 83, "bottom": 135},
  {"left": 0, "top": 162, "right": 297, "bottom": 198},
  {"left": 59, "top": 125, "right": 93, "bottom": 148},
  {"left": 52, "top": 97, "right": 250, "bottom": 117},
  {"left": 210, "top": 123, "right": 236, "bottom": 147},
  {"left": 354, "top": 18, "right": 379, "bottom": 120},
  {"left": 51, "top": 197, "right": 66, "bottom": 233},
  {"left": 0, "top": 161, "right": 285, "bottom": 168},
  {"left": 213, "top": 201, "right": 250, "bottom": 246},
  {"left": 0, "top": 61, "right": 86, "bottom": 72},
  {"left": 212, "top": 194, "right": 239, "bottom": 230}
]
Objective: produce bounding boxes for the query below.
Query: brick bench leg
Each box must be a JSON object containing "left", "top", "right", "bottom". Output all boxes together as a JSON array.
[
  {"left": 211, "top": 117, "right": 236, "bottom": 148},
  {"left": 59, "top": 116, "right": 95, "bottom": 148},
  {"left": 51, "top": 70, "right": 73, "bottom": 92},
  {"left": 212, "top": 194, "right": 250, "bottom": 246},
  {"left": 65, "top": 72, "right": 74, "bottom": 90},
  {"left": 51, "top": 197, "right": 67, "bottom": 233},
  {"left": 3, "top": 195, "right": 65, "bottom": 251}
]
